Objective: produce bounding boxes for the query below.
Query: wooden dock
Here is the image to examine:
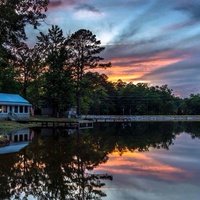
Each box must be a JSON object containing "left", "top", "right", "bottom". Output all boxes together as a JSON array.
[
  {"left": 17, "top": 120, "right": 93, "bottom": 129},
  {"left": 81, "top": 115, "right": 200, "bottom": 122}
]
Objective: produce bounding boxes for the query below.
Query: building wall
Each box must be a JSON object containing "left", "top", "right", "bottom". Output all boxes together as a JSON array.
[{"left": 0, "top": 105, "right": 31, "bottom": 120}]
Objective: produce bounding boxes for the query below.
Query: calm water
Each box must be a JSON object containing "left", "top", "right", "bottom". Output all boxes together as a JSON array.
[{"left": 0, "top": 122, "right": 200, "bottom": 200}]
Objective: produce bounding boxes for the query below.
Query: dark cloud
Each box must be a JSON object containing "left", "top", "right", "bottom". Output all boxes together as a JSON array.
[
  {"left": 74, "top": 3, "right": 101, "bottom": 14},
  {"left": 113, "top": 0, "right": 200, "bottom": 44},
  {"left": 49, "top": 0, "right": 62, "bottom": 8},
  {"left": 175, "top": 1, "right": 200, "bottom": 21},
  {"left": 103, "top": 25, "right": 200, "bottom": 63},
  {"left": 166, "top": 21, "right": 197, "bottom": 31},
  {"left": 137, "top": 57, "right": 200, "bottom": 96},
  {"left": 48, "top": 0, "right": 85, "bottom": 9},
  {"left": 166, "top": 0, "right": 200, "bottom": 30},
  {"left": 114, "top": 0, "right": 172, "bottom": 43},
  {"left": 103, "top": 41, "right": 188, "bottom": 61}
]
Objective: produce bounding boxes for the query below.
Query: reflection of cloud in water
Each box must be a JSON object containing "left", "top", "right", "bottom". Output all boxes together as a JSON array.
[
  {"left": 96, "top": 150, "right": 189, "bottom": 181},
  {"left": 94, "top": 133, "right": 200, "bottom": 200}
]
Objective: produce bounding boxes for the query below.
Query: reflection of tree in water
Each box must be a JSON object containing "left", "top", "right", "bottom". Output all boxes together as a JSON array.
[
  {"left": 84, "top": 122, "right": 179, "bottom": 154},
  {"left": 183, "top": 122, "right": 200, "bottom": 139},
  {"left": 0, "top": 129, "right": 112, "bottom": 199},
  {"left": 1, "top": 122, "right": 200, "bottom": 199}
]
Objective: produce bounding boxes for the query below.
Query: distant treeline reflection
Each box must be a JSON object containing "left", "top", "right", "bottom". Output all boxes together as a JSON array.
[{"left": 0, "top": 122, "right": 200, "bottom": 199}]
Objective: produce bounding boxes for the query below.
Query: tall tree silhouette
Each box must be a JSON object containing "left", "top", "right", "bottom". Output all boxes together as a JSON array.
[
  {"left": 0, "top": 0, "right": 48, "bottom": 93},
  {"left": 68, "top": 29, "right": 111, "bottom": 116},
  {"left": 11, "top": 43, "right": 41, "bottom": 98},
  {"left": 36, "top": 25, "right": 73, "bottom": 116}
]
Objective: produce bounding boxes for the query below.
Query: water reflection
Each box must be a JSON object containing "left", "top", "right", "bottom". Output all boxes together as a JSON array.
[
  {"left": 0, "top": 122, "right": 200, "bottom": 199},
  {"left": 0, "top": 128, "right": 112, "bottom": 200}
]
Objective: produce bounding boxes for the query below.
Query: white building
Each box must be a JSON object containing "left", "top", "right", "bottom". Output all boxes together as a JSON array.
[{"left": 0, "top": 93, "right": 32, "bottom": 120}]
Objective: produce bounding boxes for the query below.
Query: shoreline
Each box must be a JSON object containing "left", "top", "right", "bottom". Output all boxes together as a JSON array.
[
  {"left": 81, "top": 115, "right": 200, "bottom": 122},
  {"left": 0, "top": 121, "right": 38, "bottom": 136},
  {"left": 1, "top": 115, "right": 200, "bottom": 135}
]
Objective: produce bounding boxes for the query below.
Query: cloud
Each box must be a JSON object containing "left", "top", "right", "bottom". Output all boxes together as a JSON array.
[
  {"left": 49, "top": 0, "right": 62, "bottom": 8},
  {"left": 111, "top": 0, "right": 200, "bottom": 44},
  {"left": 166, "top": 21, "right": 197, "bottom": 31},
  {"left": 75, "top": 4, "right": 101, "bottom": 13},
  {"left": 45, "top": 0, "right": 200, "bottom": 96},
  {"left": 101, "top": 50, "right": 187, "bottom": 83},
  {"left": 175, "top": 0, "right": 200, "bottom": 21},
  {"left": 73, "top": 3, "right": 105, "bottom": 20},
  {"left": 48, "top": 0, "right": 86, "bottom": 10},
  {"left": 165, "top": 0, "right": 200, "bottom": 30},
  {"left": 113, "top": 0, "right": 173, "bottom": 43},
  {"left": 137, "top": 56, "right": 200, "bottom": 96}
]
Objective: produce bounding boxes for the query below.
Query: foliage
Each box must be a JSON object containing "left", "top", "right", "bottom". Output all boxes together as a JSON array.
[
  {"left": 68, "top": 29, "right": 111, "bottom": 115},
  {"left": 0, "top": 2, "right": 200, "bottom": 116},
  {"left": 184, "top": 94, "right": 200, "bottom": 114},
  {"left": 35, "top": 25, "right": 74, "bottom": 116},
  {"left": 0, "top": 0, "right": 48, "bottom": 96},
  {"left": 1, "top": 122, "right": 200, "bottom": 198},
  {"left": 0, "top": 0, "right": 48, "bottom": 45},
  {"left": 10, "top": 43, "right": 41, "bottom": 97}
]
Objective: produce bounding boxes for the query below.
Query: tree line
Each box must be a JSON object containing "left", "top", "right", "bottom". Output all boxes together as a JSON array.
[{"left": 0, "top": 0, "right": 200, "bottom": 116}]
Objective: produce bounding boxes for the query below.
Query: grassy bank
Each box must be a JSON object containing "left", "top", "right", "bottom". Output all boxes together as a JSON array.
[
  {"left": 0, "top": 121, "right": 37, "bottom": 135},
  {"left": 0, "top": 117, "right": 76, "bottom": 135},
  {"left": 30, "top": 116, "right": 76, "bottom": 122}
]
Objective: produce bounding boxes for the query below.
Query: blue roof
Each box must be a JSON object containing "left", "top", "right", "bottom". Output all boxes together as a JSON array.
[{"left": 0, "top": 93, "right": 31, "bottom": 106}]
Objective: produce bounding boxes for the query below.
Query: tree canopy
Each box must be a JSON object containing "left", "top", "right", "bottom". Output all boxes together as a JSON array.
[{"left": 0, "top": 1, "right": 200, "bottom": 116}]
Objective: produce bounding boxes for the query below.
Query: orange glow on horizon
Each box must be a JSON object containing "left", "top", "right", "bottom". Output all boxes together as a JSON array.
[
  {"left": 107, "top": 57, "right": 183, "bottom": 82},
  {"left": 93, "top": 51, "right": 188, "bottom": 83}
]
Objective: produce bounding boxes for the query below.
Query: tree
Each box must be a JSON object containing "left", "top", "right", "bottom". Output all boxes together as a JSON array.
[
  {"left": 68, "top": 29, "right": 111, "bottom": 116},
  {"left": 184, "top": 94, "right": 200, "bottom": 114},
  {"left": 36, "top": 25, "right": 74, "bottom": 116},
  {"left": 0, "top": 0, "right": 48, "bottom": 46},
  {"left": 0, "top": 60, "right": 19, "bottom": 93},
  {"left": 0, "top": 0, "right": 48, "bottom": 93},
  {"left": 10, "top": 43, "right": 41, "bottom": 98}
]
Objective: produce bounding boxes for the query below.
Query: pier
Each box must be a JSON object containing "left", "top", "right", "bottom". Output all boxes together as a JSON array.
[
  {"left": 17, "top": 120, "right": 93, "bottom": 129},
  {"left": 81, "top": 115, "right": 200, "bottom": 122}
]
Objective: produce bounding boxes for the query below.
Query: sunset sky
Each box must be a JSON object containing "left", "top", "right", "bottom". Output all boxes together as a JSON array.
[{"left": 28, "top": 0, "right": 200, "bottom": 96}]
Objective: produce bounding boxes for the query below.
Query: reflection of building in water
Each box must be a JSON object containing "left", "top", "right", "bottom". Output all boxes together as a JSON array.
[
  {"left": 7, "top": 129, "right": 34, "bottom": 143},
  {"left": 40, "top": 128, "right": 77, "bottom": 136},
  {"left": 0, "top": 129, "right": 34, "bottom": 155}
]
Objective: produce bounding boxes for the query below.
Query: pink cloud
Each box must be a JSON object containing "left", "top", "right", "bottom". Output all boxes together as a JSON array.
[{"left": 48, "top": 0, "right": 86, "bottom": 10}]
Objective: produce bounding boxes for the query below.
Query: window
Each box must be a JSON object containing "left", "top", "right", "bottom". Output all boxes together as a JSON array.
[
  {"left": 8, "top": 106, "right": 12, "bottom": 113},
  {"left": 14, "top": 135, "right": 18, "bottom": 142},
  {"left": 0, "top": 105, "right": 2, "bottom": 113},
  {"left": 20, "top": 106, "right": 23, "bottom": 113},
  {"left": 25, "top": 106, "right": 28, "bottom": 113},
  {"left": 14, "top": 106, "right": 18, "bottom": 113},
  {"left": 19, "top": 135, "right": 23, "bottom": 142},
  {"left": 2, "top": 106, "right": 7, "bottom": 113}
]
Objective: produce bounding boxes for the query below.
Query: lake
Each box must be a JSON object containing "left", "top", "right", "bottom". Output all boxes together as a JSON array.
[{"left": 0, "top": 122, "right": 200, "bottom": 200}]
